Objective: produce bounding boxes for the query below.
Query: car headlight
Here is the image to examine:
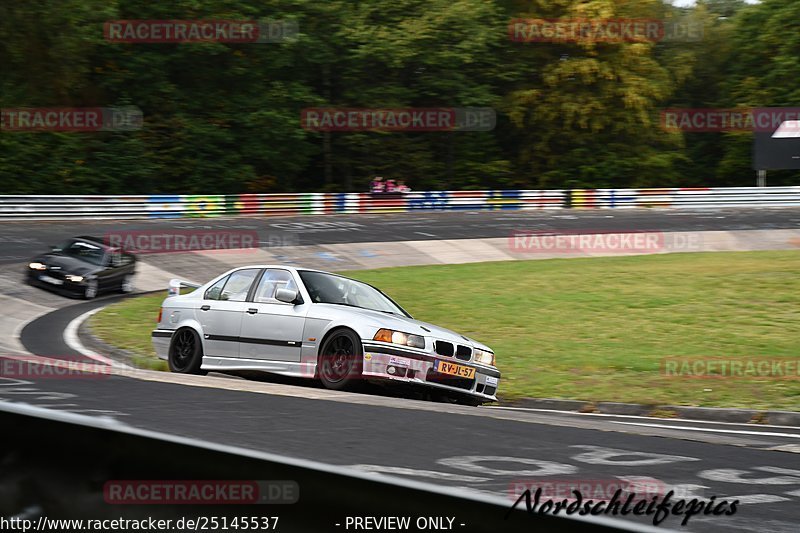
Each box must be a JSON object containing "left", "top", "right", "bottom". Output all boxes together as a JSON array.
[
  {"left": 29, "top": 262, "right": 46, "bottom": 270},
  {"left": 373, "top": 328, "right": 425, "bottom": 349},
  {"left": 66, "top": 275, "right": 84, "bottom": 283},
  {"left": 474, "top": 348, "right": 495, "bottom": 366}
]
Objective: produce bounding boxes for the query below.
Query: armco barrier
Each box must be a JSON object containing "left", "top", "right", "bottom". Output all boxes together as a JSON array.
[
  {"left": 0, "top": 187, "right": 798, "bottom": 220},
  {"left": 570, "top": 186, "right": 800, "bottom": 209},
  {"left": 0, "top": 402, "right": 655, "bottom": 532}
]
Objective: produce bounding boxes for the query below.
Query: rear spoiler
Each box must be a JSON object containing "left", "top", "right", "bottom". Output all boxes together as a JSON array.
[{"left": 168, "top": 278, "right": 202, "bottom": 296}]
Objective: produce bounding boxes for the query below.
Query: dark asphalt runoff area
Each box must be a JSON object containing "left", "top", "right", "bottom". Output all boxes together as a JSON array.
[{"left": 4, "top": 208, "right": 800, "bottom": 532}]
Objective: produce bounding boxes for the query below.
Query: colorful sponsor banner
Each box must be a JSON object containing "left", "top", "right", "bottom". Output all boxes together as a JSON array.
[
  {"left": 572, "top": 189, "right": 676, "bottom": 209},
  {"left": 61, "top": 187, "right": 800, "bottom": 221},
  {"left": 225, "top": 194, "right": 262, "bottom": 215},
  {"left": 486, "top": 189, "right": 523, "bottom": 210},
  {"left": 147, "top": 195, "right": 182, "bottom": 218},
  {"left": 183, "top": 195, "right": 225, "bottom": 217},
  {"left": 408, "top": 191, "right": 449, "bottom": 210}
]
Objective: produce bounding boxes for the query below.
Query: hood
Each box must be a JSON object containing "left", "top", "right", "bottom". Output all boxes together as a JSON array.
[
  {"left": 315, "top": 304, "right": 492, "bottom": 352},
  {"left": 33, "top": 253, "right": 101, "bottom": 276}
]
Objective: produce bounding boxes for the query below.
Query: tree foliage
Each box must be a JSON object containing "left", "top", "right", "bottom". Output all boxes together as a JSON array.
[{"left": 0, "top": 0, "right": 797, "bottom": 194}]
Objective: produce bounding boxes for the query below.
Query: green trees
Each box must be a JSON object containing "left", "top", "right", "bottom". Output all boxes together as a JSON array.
[{"left": 0, "top": 0, "right": 797, "bottom": 194}]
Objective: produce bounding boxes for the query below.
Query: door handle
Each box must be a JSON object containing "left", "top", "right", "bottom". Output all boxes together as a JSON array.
[
  {"left": 200, "top": 305, "right": 211, "bottom": 311},
  {"left": 246, "top": 308, "right": 258, "bottom": 314}
]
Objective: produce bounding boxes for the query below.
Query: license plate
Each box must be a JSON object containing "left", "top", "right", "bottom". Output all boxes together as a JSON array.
[
  {"left": 434, "top": 360, "right": 475, "bottom": 379},
  {"left": 39, "top": 274, "right": 63, "bottom": 285}
]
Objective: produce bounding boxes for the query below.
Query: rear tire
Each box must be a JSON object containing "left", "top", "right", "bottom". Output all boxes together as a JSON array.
[
  {"left": 168, "top": 328, "right": 207, "bottom": 375},
  {"left": 318, "top": 329, "right": 363, "bottom": 391}
]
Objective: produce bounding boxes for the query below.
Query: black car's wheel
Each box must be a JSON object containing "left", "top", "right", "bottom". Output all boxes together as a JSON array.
[
  {"left": 168, "top": 328, "right": 207, "bottom": 375},
  {"left": 84, "top": 279, "right": 98, "bottom": 299},
  {"left": 318, "top": 329, "right": 363, "bottom": 391},
  {"left": 119, "top": 274, "right": 134, "bottom": 293}
]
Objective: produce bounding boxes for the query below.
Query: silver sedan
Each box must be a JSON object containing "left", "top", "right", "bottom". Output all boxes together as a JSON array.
[{"left": 152, "top": 265, "right": 500, "bottom": 404}]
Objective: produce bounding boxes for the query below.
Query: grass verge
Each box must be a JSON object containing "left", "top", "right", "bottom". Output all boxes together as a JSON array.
[{"left": 90, "top": 251, "right": 800, "bottom": 410}]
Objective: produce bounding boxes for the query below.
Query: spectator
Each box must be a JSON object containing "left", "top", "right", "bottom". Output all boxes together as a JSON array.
[
  {"left": 397, "top": 180, "right": 411, "bottom": 193},
  {"left": 370, "top": 176, "right": 385, "bottom": 193},
  {"left": 385, "top": 179, "right": 397, "bottom": 193}
]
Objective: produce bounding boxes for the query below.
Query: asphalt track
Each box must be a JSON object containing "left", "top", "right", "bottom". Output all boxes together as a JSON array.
[
  {"left": 2, "top": 207, "right": 800, "bottom": 264},
  {"left": 4, "top": 209, "right": 800, "bottom": 532}
]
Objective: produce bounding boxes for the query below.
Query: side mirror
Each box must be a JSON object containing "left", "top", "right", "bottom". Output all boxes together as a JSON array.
[
  {"left": 275, "top": 288, "right": 299, "bottom": 304},
  {"left": 206, "top": 287, "right": 222, "bottom": 300}
]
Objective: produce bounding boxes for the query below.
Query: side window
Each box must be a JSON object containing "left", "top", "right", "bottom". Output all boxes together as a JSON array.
[
  {"left": 219, "top": 268, "right": 260, "bottom": 302},
  {"left": 254, "top": 269, "right": 297, "bottom": 303},
  {"left": 204, "top": 276, "right": 229, "bottom": 301}
]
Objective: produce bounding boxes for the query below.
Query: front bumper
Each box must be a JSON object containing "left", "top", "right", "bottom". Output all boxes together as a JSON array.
[
  {"left": 361, "top": 342, "right": 500, "bottom": 402},
  {"left": 152, "top": 329, "right": 173, "bottom": 360},
  {"left": 26, "top": 270, "right": 86, "bottom": 296}
]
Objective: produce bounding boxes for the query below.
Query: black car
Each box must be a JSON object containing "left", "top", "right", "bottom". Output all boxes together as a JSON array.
[{"left": 26, "top": 236, "right": 136, "bottom": 299}]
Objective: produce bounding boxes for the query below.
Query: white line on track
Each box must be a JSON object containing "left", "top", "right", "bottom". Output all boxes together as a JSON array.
[
  {"left": 347, "top": 465, "right": 489, "bottom": 483},
  {"left": 485, "top": 405, "right": 800, "bottom": 431},
  {"left": 612, "top": 421, "right": 800, "bottom": 439},
  {"left": 724, "top": 494, "right": 789, "bottom": 504},
  {"left": 63, "top": 308, "right": 130, "bottom": 369}
]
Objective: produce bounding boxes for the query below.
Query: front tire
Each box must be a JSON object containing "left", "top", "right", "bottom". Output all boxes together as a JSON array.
[
  {"left": 318, "top": 329, "right": 363, "bottom": 391},
  {"left": 84, "top": 279, "right": 98, "bottom": 299},
  {"left": 168, "top": 328, "right": 207, "bottom": 375},
  {"left": 119, "top": 274, "right": 134, "bottom": 293}
]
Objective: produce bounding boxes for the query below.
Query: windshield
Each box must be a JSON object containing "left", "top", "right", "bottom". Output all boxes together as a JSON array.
[
  {"left": 298, "top": 271, "right": 410, "bottom": 317},
  {"left": 57, "top": 239, "right": 106, "bottom": 266}
]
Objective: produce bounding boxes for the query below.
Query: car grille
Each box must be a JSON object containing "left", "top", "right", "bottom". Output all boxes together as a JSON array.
[
  {"left": 455, "top": 345, "right": 472, "bottom": 361},
  {"left": 46, "top": 268, "right": 65, "bottom": 280},
  {"left": 477, "top": 383, "right": 497, "bottom": 396},
  {"left": 434, "top": 341, "right": 454, "bottom": 357},
  {"left": 434, "top": 341, "right": 472, "bottom": 361}
]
